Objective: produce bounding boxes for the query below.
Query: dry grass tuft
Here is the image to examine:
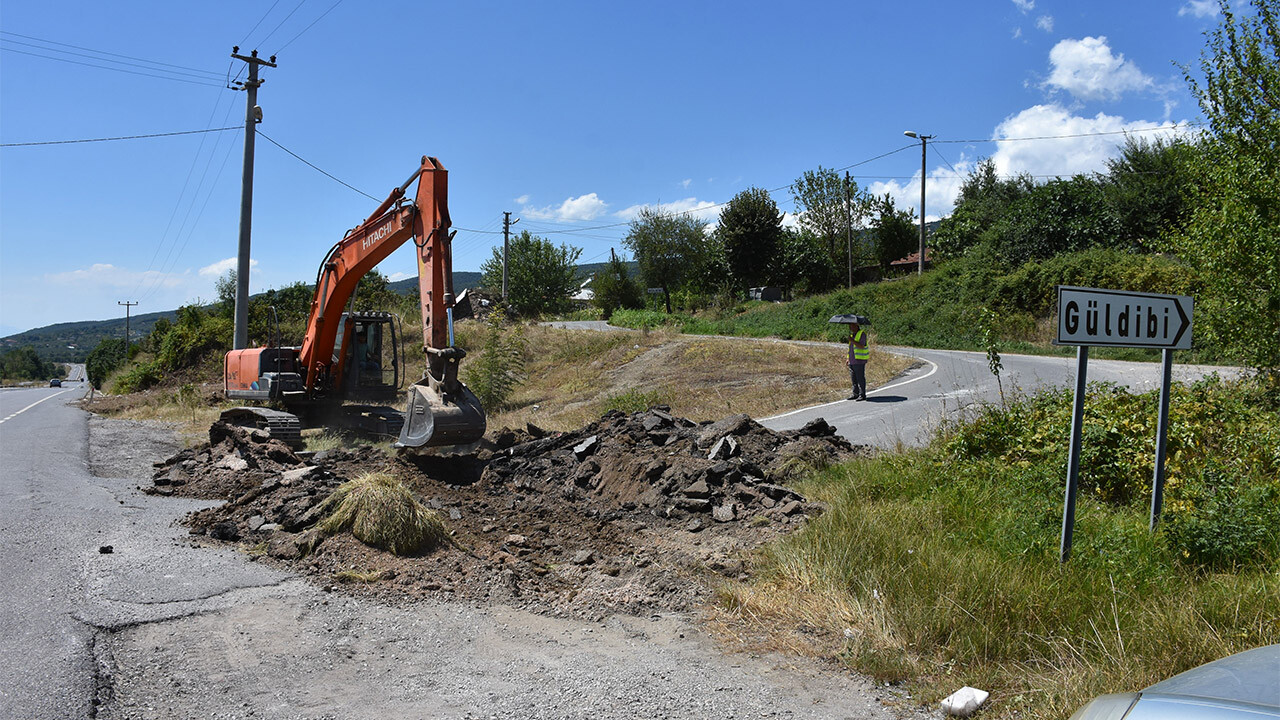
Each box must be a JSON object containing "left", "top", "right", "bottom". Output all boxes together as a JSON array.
[{"left": 316, "top": 472, "right": 450, "bottom": 556}]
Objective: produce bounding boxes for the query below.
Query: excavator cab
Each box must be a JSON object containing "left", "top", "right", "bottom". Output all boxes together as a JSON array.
[{"left": 336, "top": 312, "right": 401, "bottom": 402}]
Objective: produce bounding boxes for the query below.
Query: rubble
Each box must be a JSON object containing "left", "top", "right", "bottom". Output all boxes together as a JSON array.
[{"left": 150, "top": 407, "right": 870, "bottom": 619}]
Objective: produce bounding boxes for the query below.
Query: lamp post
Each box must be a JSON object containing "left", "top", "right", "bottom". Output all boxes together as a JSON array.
[{"left": 903, "top": 130, "right": 933, "bottom": 275}]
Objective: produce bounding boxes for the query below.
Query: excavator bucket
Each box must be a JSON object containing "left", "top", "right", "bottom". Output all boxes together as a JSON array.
[{"left": 395, "top": 380, "right": 486, "bottom": 449}]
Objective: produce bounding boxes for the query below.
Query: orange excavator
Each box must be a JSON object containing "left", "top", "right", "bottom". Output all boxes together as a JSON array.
[{"left": 221, "top": 156, "right": 485, "bottom": 449}]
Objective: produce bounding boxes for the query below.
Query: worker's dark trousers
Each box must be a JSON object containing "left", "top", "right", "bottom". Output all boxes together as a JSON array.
[{"left": 849, "top": 363, "right": 866, "bottom": 398}]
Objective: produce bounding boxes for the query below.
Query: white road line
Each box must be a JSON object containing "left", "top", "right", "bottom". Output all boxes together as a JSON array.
[
  {"left": 0, "top": 389, "right": 71, "bottom": 425},
  {"left": 762, "top": 357, "right": 940, "bottom": 421}
]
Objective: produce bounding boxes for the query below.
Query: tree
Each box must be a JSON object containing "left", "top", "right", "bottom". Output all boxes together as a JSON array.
[
  {"left": 1104, "top": 135, "right": 1202, "bottom": 251},
  {"left": 718, "top": 188, "right": 782, "bottom": 290},
  {"left": 623, "top": 207, "right": 710, "bottom": 313},
  {"left": 86, "top": 337, "right": 126, "bottom": 387},
  {"left": 791, "top": 166, "right": 871, "bottom": 271},
  {"left": 776, "top": 227, "right": 840, "bottom": 295},
  {"left": 351, "top": 268, "right": 399, "bottom": 313},
  {"left": 0, "top": 346, "right": 58, "bottom": 381},
  {"left": 933, "top": 159, "right": 1036, "bottom": 259},
  {"left": 480, "top": 230, "right": 582, "bottom": 316},
  {"left": 1170, "top": 0, "right": 1280, "bottom": 375},
  {"left": 591, "top": 253, "right": 643, "bottom": 320},
  {"left": 867, "top": 194, "right": 917, "bottom": 270},
  {"left": 989, "top": 175, "right": 1122, "bottom": 266}
]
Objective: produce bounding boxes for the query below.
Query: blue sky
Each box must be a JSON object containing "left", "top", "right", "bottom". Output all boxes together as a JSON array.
[{"left": 0, "top": 0, "right": 1222, "bottom": 336}]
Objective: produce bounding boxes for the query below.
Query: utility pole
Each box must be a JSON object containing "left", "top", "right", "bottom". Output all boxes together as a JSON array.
[
  {"left": 903, "top": 131, "right": 933, "bottom": 275},
  {"left": 230, "top": 47, "right": 276, "bottom": 350},
  {"left": 502, "top": 211, "right": 519, "bottom": 302},
  {"left": 117, "top": 301, "right": 138, "bottom": 358},
  {"left": 845, "top": 171, "right": 853, "bottom": 289}
]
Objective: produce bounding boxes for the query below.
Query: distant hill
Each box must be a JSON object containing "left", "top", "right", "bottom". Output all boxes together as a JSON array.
[
  {"left": 0, "top": 310, "right": 176, "bottom": 364},
  {"left": 2, "top": 270, "right": 487, "bottom": 363}
]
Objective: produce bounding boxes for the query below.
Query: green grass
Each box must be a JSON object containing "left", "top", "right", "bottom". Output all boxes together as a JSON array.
[
  {"left": 720, "top": 376, "right": 1279, "bottom": 720},
  {"left": 610, "top": 249, "right": 1235, "bottom": 365}
]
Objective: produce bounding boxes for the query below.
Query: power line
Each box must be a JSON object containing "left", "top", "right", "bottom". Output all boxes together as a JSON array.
[
  {"left": 257, "top": 0, "right": 309, "bottom": 49},
  {"left": 1, "top": 126, "right": 240, "bottom": 147},
  {"left": 255, "top": 130, "right": 379, "bottom": 202},
  {"left": 0, "top": 46, "right": 227, "bottom": 88},
  {"left": 0, "top": 31, "right": 225, "bottom": 78},
  {"left": 239, "top": 0, "right": 284, "bottom": 47},
  {"left": 276, "top": 0, "right": 345, "bottom": 53},
  {"left": 935, "top": 122, "right": 1204, "bottom": 145}
]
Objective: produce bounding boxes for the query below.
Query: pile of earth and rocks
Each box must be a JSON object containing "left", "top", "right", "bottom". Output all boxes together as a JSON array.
[{"left": 148, "top": 407, "right": 870, "bottom": 620}]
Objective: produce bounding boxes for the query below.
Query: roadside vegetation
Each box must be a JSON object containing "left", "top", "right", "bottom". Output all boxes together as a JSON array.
[
  {"left": 717, "top": 373, "right": 1278, "bottom": 719},
  {"left": 0, "top": 345, "right": 62, "bottom": 384}
]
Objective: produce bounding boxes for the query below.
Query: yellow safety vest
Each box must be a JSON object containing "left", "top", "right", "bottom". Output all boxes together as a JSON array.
[{"left": 851, "top": 329, "right": 870, "bottom": 361}]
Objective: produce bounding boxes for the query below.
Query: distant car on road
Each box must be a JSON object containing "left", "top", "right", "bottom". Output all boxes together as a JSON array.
[
  {"left": 1069, "top": 644, "right": 1279, "bottom": 719},
  {"left": 49, "top": 379, "right": 61, "bottom": 387}
]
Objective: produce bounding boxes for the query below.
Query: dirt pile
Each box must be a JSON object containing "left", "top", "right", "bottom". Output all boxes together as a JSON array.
[{"left": 152, "top": 409, "right": 869, "bottom": 619}]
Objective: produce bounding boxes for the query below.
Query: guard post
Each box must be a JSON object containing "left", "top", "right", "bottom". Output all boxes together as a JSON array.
[{"left": 1053, "top": 286, "right": 1194, "bottom": 562}]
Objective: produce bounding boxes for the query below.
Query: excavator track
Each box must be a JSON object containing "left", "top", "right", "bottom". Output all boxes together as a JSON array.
[{"left": 219, "top": 407, "right": 304, "bottom": 449}]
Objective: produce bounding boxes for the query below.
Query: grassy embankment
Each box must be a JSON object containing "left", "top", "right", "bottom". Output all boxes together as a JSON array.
[
  {"left": 609, "top": 248, "right": 1229, "bottom": 365},
  {"left": 89, "top": 322, "right": 910, "bottom": 447},
  {"left": 714, "top": 374, "right": 1279, "bottom": 720}
]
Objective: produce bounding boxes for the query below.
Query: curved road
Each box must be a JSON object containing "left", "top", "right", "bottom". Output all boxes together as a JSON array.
[{"left": 544, "top": 321, "right": 1239, "bottom": 449}]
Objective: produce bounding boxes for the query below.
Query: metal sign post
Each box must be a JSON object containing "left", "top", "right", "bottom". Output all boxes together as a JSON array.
[{"left": 1053, "top": 286, "right": 1194, "bottom": 562}]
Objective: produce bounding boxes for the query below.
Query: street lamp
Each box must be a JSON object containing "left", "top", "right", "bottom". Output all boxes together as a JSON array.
[{"left": 904, "top": 130, "right": 933, "bottom": 275}]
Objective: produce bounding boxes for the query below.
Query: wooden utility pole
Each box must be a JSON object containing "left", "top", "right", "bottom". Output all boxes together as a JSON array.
[
  {"left": 502, "top": 211, "right": 519, "bottom": 301},
  {"left": 117, "top": 301, "right": 138, "bottom": 358},
  {"left": 230, "top": 47, "right": 277, "bottom": 350},
  {"left": 845, "top": 171, "right": 853, "bottom": 289}
]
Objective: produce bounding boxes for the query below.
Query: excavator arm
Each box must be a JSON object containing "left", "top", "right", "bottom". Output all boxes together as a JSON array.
[{"left": 297, "top": 155, "right": 484, "bottom": 447}]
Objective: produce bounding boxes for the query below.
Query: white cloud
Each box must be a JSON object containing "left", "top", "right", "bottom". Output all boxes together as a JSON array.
[
  {"left": 387, "top": 271, "right": 413, "bottom": 282},
  {"left": 1046, "top": 36, "right": 1153, "bottom": 101},
  {"left": 198, "top": 256, "right": 259, "bottom": 278},
  {"left": 989, "top": 103, "right": 1192, "bottom": 178},
  {"left": 680, "top": 178, "right": 692, "bottom": 189},
  {"left": 1179, "top": 0, "right": 1218, "bottom": 18},
  {"left": 1036, "top": 15, "right": 1054, "bottom": 32},
  {"left": 522, "top": 193, "right": 609, "bottom": 222},
  {"left": 1013, "top": 27, "right": 1023, "bottom": 39},
  {"left": 513, "top": 194, "right": 530, "bottom": 205},
  {"left": 615, "top": 197, "right": 721, "bottom": 223},
  {"left": 867, "top": 159, "right": 972, "bottom": 224},
  {"left": 1012, "top": 0, "right": 1034, "bottom": 12},
  {"left": 47, "top": 263, "right": 190, "bottom": 290}
]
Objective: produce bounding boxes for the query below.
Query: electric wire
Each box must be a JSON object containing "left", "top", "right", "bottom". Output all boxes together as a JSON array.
[
  {"left": 1, "top": 126, "right": 240, "bottom": 147},
  {"left": 934, "top": 122, "right": 1203, "bottom": 144},
  {"left": 131, "top": 92, "right": 238, "bottom": 298},
  {"left": 256, "top": 130, "right": 379, "bottom": 202},
  {"left": 275, "top": 0, "right": 345, "bottom": 53},
  {"left": 0, "top": 31, "right": 225, "bottom": 78},
  {"left": 239, "top": 0, "right": 284, "bottom": 47},
  {"left": 257, "top": 0, "right": 309, "bottom": 49},
  {"left": 0, "top": 47, "right": 227, "bottom": 88}
]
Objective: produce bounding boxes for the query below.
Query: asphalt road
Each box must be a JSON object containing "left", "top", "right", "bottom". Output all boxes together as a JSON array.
[
  {"left": 760, "top": 344, "right": 1239, "bottom": 448},
  {"left": 0, "top": 382, "right": 918, "bottom": 718},
  {"left": 541, "top": 321, "right": 1239, "bottom": 449}
]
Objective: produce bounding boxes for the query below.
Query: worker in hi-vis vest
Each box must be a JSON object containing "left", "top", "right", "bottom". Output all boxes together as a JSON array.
[{"left": 847, "top": 322, "right": 869, "bottom": 401}]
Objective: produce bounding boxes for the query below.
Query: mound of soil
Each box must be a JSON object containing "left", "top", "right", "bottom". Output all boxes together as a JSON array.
[{"left": 151, "top": 410, "right": 869, "bottom": 620}]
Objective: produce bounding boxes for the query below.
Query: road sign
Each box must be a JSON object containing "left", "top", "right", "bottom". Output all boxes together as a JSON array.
[
  {"left": 646, "top": 287, "right": 663, "bottom": 295},
  {"left": 1055, "top": 286, "right": 1193, "bottom": 350}
]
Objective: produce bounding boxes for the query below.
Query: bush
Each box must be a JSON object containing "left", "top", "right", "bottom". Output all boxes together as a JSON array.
[
  {"left": 112, "top": 361, "right": 163, "bottom": 394},
  {"left": 86, "top": 337, "right": 126, "bottom": 387},
  {"left": 155, "top": 306, "right": 231, "bottom": 371},
  {"left": 1161, "top": 465, "right": 1280, "bottom": 569}
]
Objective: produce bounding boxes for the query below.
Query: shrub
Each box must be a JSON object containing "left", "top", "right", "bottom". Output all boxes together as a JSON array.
[
  {"left": 461, "top": 308, "right": 527, "bottom": 410},
  {"left": 111, "top": 361, "right": 163, "bottom": 394},
  {"left": 1161, "top": 464, "right": 1280, "bottom": 570}
]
